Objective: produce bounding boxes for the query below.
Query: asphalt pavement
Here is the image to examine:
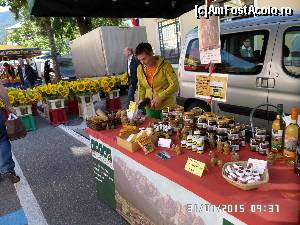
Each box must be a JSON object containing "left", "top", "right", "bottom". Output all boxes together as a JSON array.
[{"left": 0, "top": 114, "right": 128, "bottom": 225}]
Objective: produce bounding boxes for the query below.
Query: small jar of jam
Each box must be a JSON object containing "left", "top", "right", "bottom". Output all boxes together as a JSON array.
[
  {"left": 250, "top": 138, "right": 258, "bottom": 152},
  {"left": 229, "top": 140, "right": 240, "bottom": 152},
  {"left": 207, "top": 118, "right": 217, "bottom": 131},
  {"left": 216, "top": 119, "right": 229, "bottom": 135},
  {"left": 183, "top": 112, "right": 194, "bottom": 125},
  {"left": 197, "top": 115, "right": 207, "bottom": 129},
  {"left": 224, "top": 116, "right": 235, "bottom": 128},
  {"left": 228, "top": 128, "right": 240, "bottom": 141}
]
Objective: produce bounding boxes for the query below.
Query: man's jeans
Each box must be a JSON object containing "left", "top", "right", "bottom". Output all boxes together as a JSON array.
[
  {"left": 0, "top": 112, "right": 15, "bottom": 173},
  {"left": 125, "top": 84, "right": 137, "bottom": 109}
]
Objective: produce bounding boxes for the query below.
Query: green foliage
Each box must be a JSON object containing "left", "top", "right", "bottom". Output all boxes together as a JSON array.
[{"left": 2, "top": 0, "right": 127, "bottom": 55}]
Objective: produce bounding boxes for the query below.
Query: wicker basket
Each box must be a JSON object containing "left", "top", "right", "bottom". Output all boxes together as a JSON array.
[{"left": 222, "top": 161, "right": 269, "bottom": 190}]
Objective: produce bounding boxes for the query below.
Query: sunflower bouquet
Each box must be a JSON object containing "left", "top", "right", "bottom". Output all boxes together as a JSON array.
[
  {"left": 67, "top": 79, "right": 100, "bottom": 97},
  {"left": 7, "top": 88, "right": 32, "bottom": 107},
  {"left": 99, "top": 76, "right": 120, "bottom": 94},
  {"left": 36, "top": 81, "right": 70, "bottom": 100},
  {"left": 120, "top": 72, "right": 129, "bottom": 85}
]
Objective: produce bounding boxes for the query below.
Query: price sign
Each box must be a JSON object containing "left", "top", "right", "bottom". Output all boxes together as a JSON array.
[{"left": 184, "top": 158, "right": 206, "bottom": 177}]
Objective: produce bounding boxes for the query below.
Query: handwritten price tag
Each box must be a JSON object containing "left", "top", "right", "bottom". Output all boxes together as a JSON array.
[{"left": 184, "top": 158, "right": 206, "bottom": 177}]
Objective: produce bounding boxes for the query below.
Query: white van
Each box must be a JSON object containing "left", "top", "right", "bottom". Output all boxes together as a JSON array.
[{"left": 177, "top": 13, "right": 300, "bottom": 123}]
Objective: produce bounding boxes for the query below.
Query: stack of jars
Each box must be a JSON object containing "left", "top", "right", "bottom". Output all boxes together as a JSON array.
[{"left": 250, "top": 128, "right": 269, "bottom": 155}]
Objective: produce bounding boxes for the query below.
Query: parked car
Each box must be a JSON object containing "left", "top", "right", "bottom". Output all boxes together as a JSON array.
[
  {"left": 58, "top": 57, "right": 76, "bottom": 81},
  {"left": 177, "top": 13, "right": 300, "bottom": 124}
]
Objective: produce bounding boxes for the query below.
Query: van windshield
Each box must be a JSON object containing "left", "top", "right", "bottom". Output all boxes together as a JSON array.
[{"left": 184, "top": 30, "right": 269, "bottom": 75}]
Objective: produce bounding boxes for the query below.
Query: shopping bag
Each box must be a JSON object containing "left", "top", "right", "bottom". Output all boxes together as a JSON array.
[{"left": 5, "top": 113, "right": 27, "bottom": 141}]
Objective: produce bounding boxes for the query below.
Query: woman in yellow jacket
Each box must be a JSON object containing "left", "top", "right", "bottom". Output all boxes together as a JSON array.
[{"left": 135, "top": 43, "right": 179, "bottom": 116}]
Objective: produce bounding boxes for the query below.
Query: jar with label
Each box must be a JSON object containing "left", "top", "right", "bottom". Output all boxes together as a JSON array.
[
  {"left": 224, "top": 116, "right": 235, "bottom": 128},
  {"left": 181, "top": 140, "right": 186, "bottom": 148},
  {"left": 204, "top": 112, "right": 214, "bottom": 118},
  {"left": 216, "top": 119, "right": 229, "bottom": 136},
  {"left": 229, "top": 140, "right": 240, "bottom": 151},
  {"left": 207, "top": 118, "right": 217, "bottom": 131},
  {"left": 183, "top": 112, "right": 194, "bottom": 125},
  {"left": 258, "top": 141, "right": 269, "bottom": 155},
  {"left": 255, "top": 128, "right": 267, "bottom": 142},
  {"left": 186, "top": 138, "right": 193, "bottom": 150},
  {"left": 196, "top": 138, "right": 205, "bottom": 154},
  {"left": 197, "top": 115, "right": 207, "bottom": 129},
  {"left": 250, "top": 138, "right": 258, "bottom": 152},
  {"left": 228, "top": 128, "right": 240, "bottom": 141},
  {"left": 192, "top": 137, "right": 198, "bottom": 152},
  {"left": 194, "top": 130, "right": 201, "bottom": 139}
]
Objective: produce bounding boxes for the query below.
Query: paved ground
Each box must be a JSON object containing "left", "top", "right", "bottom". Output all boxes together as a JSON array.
[{"left": 0, "top": 96, "right": 129, "bottom": 225}]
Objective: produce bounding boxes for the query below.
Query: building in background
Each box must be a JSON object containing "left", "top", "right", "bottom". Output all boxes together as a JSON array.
[{"left": 141, "top": 0, "right": 300, "bottom": 67}]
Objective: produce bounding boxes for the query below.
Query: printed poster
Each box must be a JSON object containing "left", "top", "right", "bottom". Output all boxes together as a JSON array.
[
  {"left": 195, "top": 73, "right": 228, "bottom": 102},
  {"left": 198, "top": 15, "right": 221, "bottom": 64}
]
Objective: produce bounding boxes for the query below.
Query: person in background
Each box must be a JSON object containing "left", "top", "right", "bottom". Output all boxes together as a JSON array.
[
  {"left": 43, "top": 60, "right": 52, "bottom": 84},
  {"left": 0, "top": 83, "right": 20, "bottom": 183},
  {"left": 2, "top": 62, "right": 16, "bottom": 79},
  {"left": 123, "top": 47, "right": 140, "bottom": 109},
  {"left": 135, "top": 43, "right": 179, "bottom": 115},
  {"left": 17, "top": 58, "right": 38, "bottom": 89},
  {"left": 240, "top": 38, "right": 254, "bottom": 58}
]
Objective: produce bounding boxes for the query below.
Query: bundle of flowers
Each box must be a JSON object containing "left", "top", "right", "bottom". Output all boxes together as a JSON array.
[
  {"left": 119, "top": 72, "right": 129, "bottom": 85},
  {"left": 36, "top": 81, "right": 70, "bottom": 100},
  {"left": 7, "top": 88, "right": 42, "bottom": 107},
  {"left": 68, "top": 79, "right": 100, "bottom": 97},
  {"left": 99, "top": 76, "right": 121, "bottom": 94}
]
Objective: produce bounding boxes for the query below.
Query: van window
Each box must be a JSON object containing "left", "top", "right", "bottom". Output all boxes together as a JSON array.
[
  {"left": 184, "top": 31, "right": 269, "bottom": 75},
  {"left": 283, "top": 27, "right": 300, "bottom": 78}
]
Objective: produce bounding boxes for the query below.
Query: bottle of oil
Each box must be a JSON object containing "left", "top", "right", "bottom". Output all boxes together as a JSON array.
[
  {"left": 283, "top": 107, "right": 299, "bottom": 165},
  {"left": 271, "top": 104, "right": 285, "bottom": 157}
]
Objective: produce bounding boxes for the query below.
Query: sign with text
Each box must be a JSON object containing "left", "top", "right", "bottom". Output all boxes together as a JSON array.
[
  {"left": 184, "top": 158, "right": 206, "bottom": 177},
  {"left": 90, "top": 136, "right": 115, "bottom": 208},
  {"left": 198, "top": 15, "right": 221, "bottom": 64},
  {"left": 195, "top": 73, "right": 228, "bottom": 102}
]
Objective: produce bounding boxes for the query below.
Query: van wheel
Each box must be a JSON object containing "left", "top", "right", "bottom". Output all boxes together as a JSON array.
[{"left": 186, "top": 101, "right": 211, "bottom": 112}]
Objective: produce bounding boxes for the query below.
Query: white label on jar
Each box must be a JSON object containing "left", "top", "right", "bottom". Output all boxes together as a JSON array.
[
  {"left": 217, "top": 127, "right": 228, "bottom": 134},
  {"left": 231, "top": 145, "right": 240, "bottom": 151},
  {"left": 197, "top": 123, "right": 207, "bottom": 128},
  {"left": 228, "top": 134, "right": 239, "bottom": 140}
]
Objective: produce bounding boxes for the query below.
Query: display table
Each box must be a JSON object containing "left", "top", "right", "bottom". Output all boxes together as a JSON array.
[{"left": 86, "top": 124, "right": 299, "bottom": 225}]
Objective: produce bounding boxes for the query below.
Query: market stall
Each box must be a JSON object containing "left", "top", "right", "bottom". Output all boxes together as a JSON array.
[
  {"left": 85, "top": 108, "right": 299, "bottom": 225},
  {"left": 0, "top": 45, "right": 42, "bottom": 88}
]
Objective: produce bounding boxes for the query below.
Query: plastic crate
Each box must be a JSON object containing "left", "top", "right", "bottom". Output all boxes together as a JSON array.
[
  {"left": 31, "top": 104, "right": 39, "bottom": 116},
  {"left": 67, "top": 99, "right": 79, "bottom": 115},
  {"left": 106, "top": 98, "right": 121, "bottom": 112},
  {"left": 19, "top": 114, "right": 36, "bottom": 132},
  {"left": 78, "top": 102, "right": 95, "bottom": 120},
  {"left": 49, "top": 108, "right": 68, "bottom": 126}
]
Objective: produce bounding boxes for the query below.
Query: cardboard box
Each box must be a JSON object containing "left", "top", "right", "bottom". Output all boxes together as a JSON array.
[{"left": 117, "top": 133, "right": 158, "bottom": 153}]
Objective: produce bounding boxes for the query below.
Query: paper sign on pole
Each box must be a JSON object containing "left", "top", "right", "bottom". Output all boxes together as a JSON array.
[
  {"left": 195, "top": 73, "right": 228, "bottom": 102},
  {"left": 184, "top": 158, "right": 206, "bottom": 177},
  {"left": 198, "top": 15, "right": 221, "bottom": 64}
]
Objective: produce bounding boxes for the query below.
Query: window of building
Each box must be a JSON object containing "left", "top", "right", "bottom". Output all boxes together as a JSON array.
[
  {"left": 283, "top": 27, "right": 300, "bottom": 78},
  {"left": 158, "top": 19, "right": 181, "bottom": 64},
  {"left": 184, "top": 30, "right": 269, "bottom": 75}
]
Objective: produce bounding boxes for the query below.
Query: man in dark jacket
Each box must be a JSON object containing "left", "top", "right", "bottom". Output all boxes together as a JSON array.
[
  {"left": 123, "top": 47, "right": 140, "bottom": 109},
  {"left": 17, "top": 58, "right": 38, "bottom": 89}
]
